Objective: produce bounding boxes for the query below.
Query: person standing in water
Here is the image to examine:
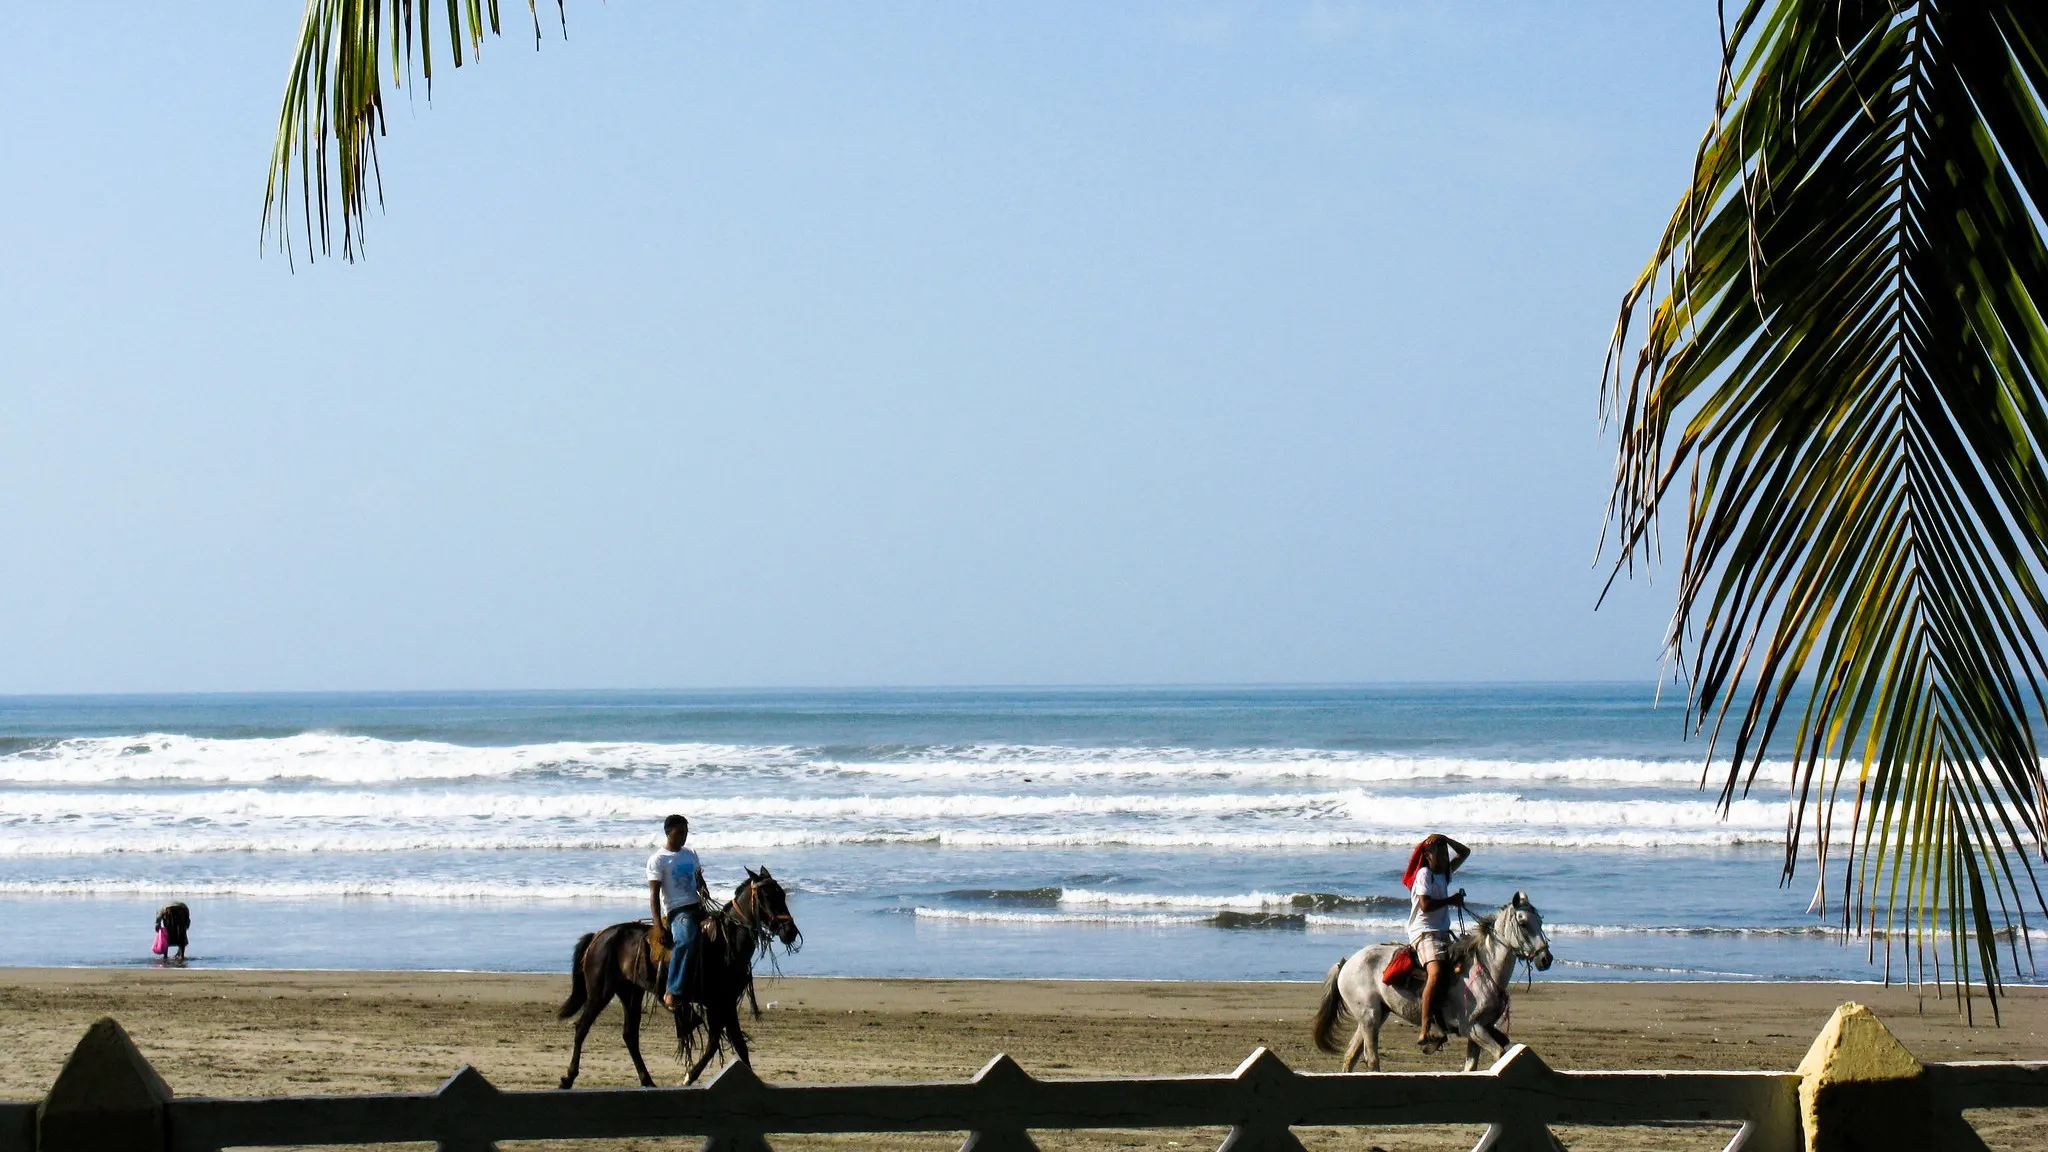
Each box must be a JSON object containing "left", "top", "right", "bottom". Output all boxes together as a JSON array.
[
  {"left": 154, "top": 902, "right": 191, "bottom": 964},
  {"left": 647, "top": 814, "right": 711, "bottom": 1012},
  {"left": 1403, "top": 832, "right": 1469, "bottom": 1051}
]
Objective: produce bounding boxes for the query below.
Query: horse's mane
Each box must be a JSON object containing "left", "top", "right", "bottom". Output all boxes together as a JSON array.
[{"left": 1446, "top": 912, "right": 1497, "bottom": 970}]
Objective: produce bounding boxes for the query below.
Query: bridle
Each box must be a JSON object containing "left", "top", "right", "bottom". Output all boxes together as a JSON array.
[
  {"left": 1490, "top": 906, "right": 1551, "bottom": 967},
  {"left": 1477, "top": 901, "right": 1553, "bottom": 1002},
  {"left": 731, "top": 875, "right": 802, "bottom": 952}
]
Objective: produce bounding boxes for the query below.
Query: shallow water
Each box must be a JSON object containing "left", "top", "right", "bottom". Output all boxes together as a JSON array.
[{"left": 0, "top": 686, "right": 1981, "bottom": 981}]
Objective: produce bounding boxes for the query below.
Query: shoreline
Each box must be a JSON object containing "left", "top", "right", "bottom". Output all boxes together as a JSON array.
[{"left": 18, "top": 964, "right": 2048, "bottom": 989}]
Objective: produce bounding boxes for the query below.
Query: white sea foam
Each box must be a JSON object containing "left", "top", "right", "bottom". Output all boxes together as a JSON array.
[
  {"left": 0, "top": 787, "right": 1371, "bottom": 822},
  {"left": 0, "top": 806, "right": 1791, "bottom": 856},
  {"left": 0, "top": 830, "right": 924, "bottom": 855},
  {"left": 1303, "top": 913, "right": 1406, "bottom": 929},
  {"left": 914, "top": 907, "right": 1220, "bottom": 927},
  {"left": 0, "top": 732, "right": 1790, "bottom": 787},
  {"left": 0, "top": 786, "right": 1786, "bottom": 842},
  {"left": 0, "top": 734, "right": 794, "bottom": 785},
  {"left": 912, "top": 907, "right": 2048, "bottom": 941},
  {"left": 4, "top": 879, "right": 2027, "bottom": 942},
  {"left": 1054, "top": 889, "right": 1386, "bottom": 910},
  {"left": 818, "top": 749, "right": 1764, "bottom": 786},
  {"left": 0, "top": 824, "right": 1785, "bottom": 856},
  {"left": 917, "top": 825, "right": 1777, "bottom": 849},
  {"left": 0, "top": 878, "right": 630, "bottom": 901}
]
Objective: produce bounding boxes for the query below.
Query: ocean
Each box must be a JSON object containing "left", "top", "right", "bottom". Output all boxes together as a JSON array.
[{"left": 0, "top": 685, "right": 1932, "bottom": 982}]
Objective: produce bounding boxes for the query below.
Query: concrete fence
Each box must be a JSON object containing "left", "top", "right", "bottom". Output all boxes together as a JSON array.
[{"left": 2, "top": 1003, "right": 2042, "bottom": 1152}]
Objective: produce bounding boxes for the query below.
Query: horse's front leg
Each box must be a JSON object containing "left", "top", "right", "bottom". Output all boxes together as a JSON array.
[
  {"left": 685, "top": 1012, "right": 724, "bottom": 1085},
  {"left": 728, "top": 1014, "right": 752, "bottom": 1067},
  {"left": 1463, "top": 1016, "right": 1508, "bottom": 1072},
  {"left": 621, "top": 990, "right": 655, "bottom": 1087}
]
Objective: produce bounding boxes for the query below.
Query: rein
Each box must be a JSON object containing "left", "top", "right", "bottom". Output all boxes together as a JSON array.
[{"left": 726, "top": 877, "right": 801, "bottom": 959}]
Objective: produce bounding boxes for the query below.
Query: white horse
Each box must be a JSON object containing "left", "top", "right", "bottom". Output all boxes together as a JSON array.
[{"left": 1312, "top": 891, "right": 1554, "bottom": 1072}]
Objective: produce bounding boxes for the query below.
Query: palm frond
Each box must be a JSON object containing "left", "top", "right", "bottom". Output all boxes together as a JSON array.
[
  {"left": 1605, "top": 0, "right": 2048, "bottom": 1011},
  {"left": 263, "top": 0, "right": 565, "bottom": 262}
]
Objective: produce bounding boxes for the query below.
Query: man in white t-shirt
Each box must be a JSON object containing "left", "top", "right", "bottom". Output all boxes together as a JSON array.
[
  {"left": 647, "top": 813, "right": 711, "bottom": 1011},
  {"left": 1403, "top": 832, "right": 1470, "bottom": 1050}
]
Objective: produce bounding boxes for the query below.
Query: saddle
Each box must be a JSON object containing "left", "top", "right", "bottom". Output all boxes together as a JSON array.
[
  {"left": 1380, "top": 942, "right": 1466, "bottom": 988},
  {"left": 1381, "top": 944, "right": 1417, "bottom": 986},
  {"left": 1383, "top": 943, "right": 1458, "bottom": 1047},
  {"left": 648, "top": 913, "right": 724, "bottom": 1000}
]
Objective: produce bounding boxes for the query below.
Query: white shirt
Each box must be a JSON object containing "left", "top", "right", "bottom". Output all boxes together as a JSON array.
[
  {"left": 1407, "top": 868, "right": 1450, "bottom": 940},
  {"left": 646, "top": 846, "right": 702, "bottom": 919}
]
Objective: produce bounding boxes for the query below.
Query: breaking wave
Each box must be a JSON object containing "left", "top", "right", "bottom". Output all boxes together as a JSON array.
[
  {"left": 938, "top": 888, "right": 1402, "bottom": 911},
  {"left": 0, "top": 826, "right": 1786, "bottom": 856},
  {"left": 0, "top": 781, "right": 1789, "bottom": 855},
  {"left": 0, "top": 878, "right": 630, "bottom": 901},
  {"left": 0, "top": 732, "right": 1782, "bottom": 787}
]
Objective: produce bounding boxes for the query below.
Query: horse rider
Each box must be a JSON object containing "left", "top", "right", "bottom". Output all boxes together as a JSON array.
[
  {"left": 1403, "top": 831, "right": 1470, "bottom": 1051},
  {"left": 648, "top": 813, "right": 712, "bottom": 1012}
]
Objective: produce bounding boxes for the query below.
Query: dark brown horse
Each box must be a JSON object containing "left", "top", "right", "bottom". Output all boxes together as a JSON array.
[{"left": 557, "top": 867, "right": 801, "bottom": 1089}]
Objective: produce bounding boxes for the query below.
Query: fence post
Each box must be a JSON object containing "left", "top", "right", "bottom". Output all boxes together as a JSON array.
[
  {"left": 431, "top": 1065, "right": 502, "bottom": 1152},
  {"left": 697, "top": 1055, "right": 775, "bottom": 1152},
  {"left": 1468, "top": 1045, "right": 1566, "bottom": 1152},
  {"left": 1213, "top": 1048, "right": 1306, "bottom": 1152},
  {"left": 35, "top": 1018, "right": 172, "bottom": 1152},
  {"left": 957, "top": 1053, "right": 1041, "bottom": 1152},
  {"left": 1795, "top": 1002, "right": 1990, "bottom": 1152}
]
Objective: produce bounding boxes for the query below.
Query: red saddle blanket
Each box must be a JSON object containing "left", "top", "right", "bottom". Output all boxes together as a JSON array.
[{"left": 1381, "top": 945, "right": 1417, "bottom": 985}]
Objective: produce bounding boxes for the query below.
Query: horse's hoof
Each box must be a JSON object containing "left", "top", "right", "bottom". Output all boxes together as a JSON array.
[
  {"left": 558, "top": 1079, "right": 574, "bottom": 1090},
  {"left": 1417, "top": 1036, "right": 1446, "bottom": 1055}
]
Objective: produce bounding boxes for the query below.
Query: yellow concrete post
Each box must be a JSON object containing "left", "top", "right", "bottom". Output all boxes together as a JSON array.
[{"left": 1794, "top": 1002, "right": 1989, "bottom": 1152}]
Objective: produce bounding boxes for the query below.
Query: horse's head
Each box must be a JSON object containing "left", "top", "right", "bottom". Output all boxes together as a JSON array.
[
  {"left": 1496, "top": 891, "right": 1552, "bottom": 971},
  {"left": 737, "top": 866, "right": 802, "bottom": 951}
]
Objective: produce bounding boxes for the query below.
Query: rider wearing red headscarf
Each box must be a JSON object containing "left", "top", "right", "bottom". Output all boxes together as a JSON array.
[{"left": 1404, "top": 832, "right": 1470, "bottom": 1050}]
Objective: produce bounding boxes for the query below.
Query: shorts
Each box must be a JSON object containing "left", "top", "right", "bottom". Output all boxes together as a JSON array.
[{"left": 1411, "top": 930, "right": 1450, "bottom": 966}]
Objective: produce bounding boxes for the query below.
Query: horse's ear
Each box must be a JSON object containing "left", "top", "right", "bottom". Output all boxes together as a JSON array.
[
  {"left": 745, "top": 866, "right": 760, "bottom": 880},
  {"left": 1512, "top": 891, "right": 1526, "bottom": 908}
]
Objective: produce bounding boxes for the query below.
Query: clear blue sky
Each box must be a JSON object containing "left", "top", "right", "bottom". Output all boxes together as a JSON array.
[{"left": 0, "top": 3, "right": 1719, "bottom": 692}]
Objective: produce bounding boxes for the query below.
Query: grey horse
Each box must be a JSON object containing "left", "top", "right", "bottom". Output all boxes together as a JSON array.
[{"left": 1312, "top": 891, "right": 1554, "bottom": 1072}]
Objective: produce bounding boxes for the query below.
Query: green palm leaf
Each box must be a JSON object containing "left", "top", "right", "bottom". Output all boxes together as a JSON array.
[
  {"left": 1606, "top": 0, "right": 2048, "bottom": 1011},
  {"left": 263, "top": 0, "right": 563, "bottom": 262}
]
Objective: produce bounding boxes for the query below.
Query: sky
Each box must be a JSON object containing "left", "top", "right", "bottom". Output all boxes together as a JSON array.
[{"left": 0, "top": 3, "right": 1722, "bottom": 693}]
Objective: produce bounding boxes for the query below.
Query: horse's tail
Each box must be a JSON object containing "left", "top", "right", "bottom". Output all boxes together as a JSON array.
[
  {"left": 1311, "top": 956, "right": 1352, "bottom": 1054},
  {"left": 557, "top": 931, "right": 596, "bottom": 1020}
]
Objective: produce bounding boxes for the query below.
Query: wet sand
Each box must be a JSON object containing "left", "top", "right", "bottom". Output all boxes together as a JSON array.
[{"left": 2, "top": 970, "right": 2042, "bottom": 1150}]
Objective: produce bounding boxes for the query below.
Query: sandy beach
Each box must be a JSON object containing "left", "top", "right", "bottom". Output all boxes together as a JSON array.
[{"left": 2, "top": 969, "right": 2042, "bottom": 1150}]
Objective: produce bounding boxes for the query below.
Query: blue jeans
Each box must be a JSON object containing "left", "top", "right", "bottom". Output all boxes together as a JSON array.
[{"left": 665, "top": 908, "right": 701, "bottom": 1000}]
